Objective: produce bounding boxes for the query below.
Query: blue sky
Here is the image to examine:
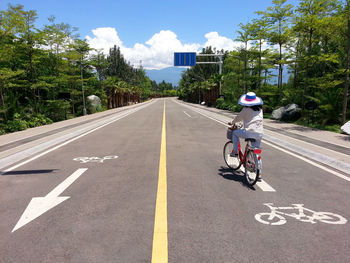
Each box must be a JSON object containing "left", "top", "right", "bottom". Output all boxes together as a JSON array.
[{"left": 1, "top": 0, "right": 299, "bottom": 70}]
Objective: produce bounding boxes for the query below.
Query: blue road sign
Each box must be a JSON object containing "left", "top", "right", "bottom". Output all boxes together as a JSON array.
[{"left": 174, "top": 52, "right": 196, "bottom": 66}]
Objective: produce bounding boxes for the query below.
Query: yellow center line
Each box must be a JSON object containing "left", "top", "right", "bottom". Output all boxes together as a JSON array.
[{"left": 151, "top": 100, "right": 168, "bottom": 263}]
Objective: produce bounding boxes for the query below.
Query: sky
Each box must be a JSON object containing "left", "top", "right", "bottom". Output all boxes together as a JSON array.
[{"left": 1, "top": 0, "right": 299, "bottom": 70}]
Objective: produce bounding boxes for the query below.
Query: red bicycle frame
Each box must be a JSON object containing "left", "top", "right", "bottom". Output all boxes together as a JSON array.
[{"left": 237, "top": 141, "right": 262, "bottom": 165}]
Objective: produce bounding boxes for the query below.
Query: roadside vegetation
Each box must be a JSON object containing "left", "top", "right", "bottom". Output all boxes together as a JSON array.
[
  {"left": 1, "top": 0, "right": 349, "bottom": 134},
  {"left": 178, "top": 0, "right": 350, "bottom": 132},
  {"left": 0, "top": 5, "right": 177, "bottom": 134}
]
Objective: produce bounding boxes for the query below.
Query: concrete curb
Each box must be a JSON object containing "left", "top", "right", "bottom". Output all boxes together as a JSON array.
[
  {"left": 175, "top": 99, "right": 350, "bottom": 176},
  {"left": 0, "top": 101, "right": 155, "bottom": 172},
  {"left": 263, "top": 134, "right": 350, "bottom": 175}
]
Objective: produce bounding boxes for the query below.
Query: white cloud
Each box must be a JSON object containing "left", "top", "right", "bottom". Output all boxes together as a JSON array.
[
  {"left": 85, "top": 27, "right": 124, "bottom": 55},
  {"left": 86, "top": 28, "right": 241, "bottom": 70},
  {"left": 203, "top": 32, "right": 241, "bottom": 52}
]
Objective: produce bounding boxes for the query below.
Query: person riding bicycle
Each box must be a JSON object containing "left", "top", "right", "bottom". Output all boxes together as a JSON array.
[{"left": 228, "top": 92, "right": 263, "bottom": 158}]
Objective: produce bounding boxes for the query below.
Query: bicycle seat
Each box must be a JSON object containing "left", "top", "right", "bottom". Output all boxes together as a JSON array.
[{"left": 245, "top": 138, "right": 256, "bottom": 142}]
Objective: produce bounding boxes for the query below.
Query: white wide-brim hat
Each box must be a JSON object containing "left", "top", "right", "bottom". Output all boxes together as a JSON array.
[{"left": 238, "top": 92, "right": 263, "bottom": 106}]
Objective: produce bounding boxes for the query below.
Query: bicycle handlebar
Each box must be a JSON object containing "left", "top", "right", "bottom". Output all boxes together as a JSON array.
[{"left": 227, "top": 122, "right": 243, "bottom": 130}]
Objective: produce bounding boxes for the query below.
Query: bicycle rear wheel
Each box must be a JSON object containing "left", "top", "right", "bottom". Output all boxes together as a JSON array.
[
  {"left": 223, "top": 141, "right": 241, "bottom": 170},
  {"left": 244, "top": 149, "right": 259, "bottom": 186}
]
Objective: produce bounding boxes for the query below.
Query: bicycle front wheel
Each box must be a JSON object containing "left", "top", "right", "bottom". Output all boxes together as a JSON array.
[
  {"left": 223, "top": 141, "right": 241, "bottom": 170},
  {"left": 244, "top": 149, "right": 259, "bottom": 186}
]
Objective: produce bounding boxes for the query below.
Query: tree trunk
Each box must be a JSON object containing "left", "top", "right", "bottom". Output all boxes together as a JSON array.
[
  {"left": 264, "top": 69, "right": 267, "bottom": 88},
  {"left": 302, "top": 28, "right": 314, "bottom": 111},
  {"left": 293, "top": 38, "right": 300, "bottom": 91},
  {"left": 258, "top": 38, "right": 262, "bottom": 90},
  {"left": 278, "top": 43, "right": 283, "bottom": 102},
  {"left": 0, "top": 86, "right": 7, "bottom": 121},
  {"left": 108, "top": 97, "right": 112, "bottom": 109},
  {"left": 243, "top": 43, "right": 247, "bottom": 93},
  {"left": 238, "top": 59, "right": 241, "bottom": 89},
  {"left": 343, "top": 10, "right": 350, "bottom": 124}
]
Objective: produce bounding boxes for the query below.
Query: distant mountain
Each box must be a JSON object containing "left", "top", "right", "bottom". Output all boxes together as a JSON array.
[
  {"left": 145, "top": 67, "right": 186, "bottom": 87},
  {"left": 145, "top": 66, "right": 290, "bottom": 87}
]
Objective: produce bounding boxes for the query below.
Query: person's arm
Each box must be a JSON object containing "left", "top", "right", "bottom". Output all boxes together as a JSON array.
[
  {"left": 232, "top": 107, "right": 247, "bottom": 123},
  {"left": 228, "top": 108, "right": 246, "bottom": 128}
]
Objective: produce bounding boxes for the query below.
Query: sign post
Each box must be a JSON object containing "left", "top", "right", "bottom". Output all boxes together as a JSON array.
[
  {"left": 174, "top": 52, "right": 196, "bottom": 66},
  {"left": 174, "top": 52, "right": 224, "bottom": 95}
]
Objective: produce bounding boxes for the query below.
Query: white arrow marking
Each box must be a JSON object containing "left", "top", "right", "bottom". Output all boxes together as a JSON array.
[{"left": 12, "top": 168, "right": 88, "bottom": 232}]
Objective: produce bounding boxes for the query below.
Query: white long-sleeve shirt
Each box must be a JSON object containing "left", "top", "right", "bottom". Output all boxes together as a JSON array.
[{"left": 232, "top": 107, "right": 263, "bottom": 135}]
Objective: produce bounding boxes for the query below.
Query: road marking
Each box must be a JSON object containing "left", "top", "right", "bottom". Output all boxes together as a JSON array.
[
  {"left": 173, "top": 100, "right": 350, "bottom": 183},
  {"left": 263, "top": 140, "right": 350, "bottom": 182},
  {"left": 266, "top": 128, "right": 350, "bottom": 159},
  {"left": 255, "top": 203, "right": 347, "bottom": 225},
  {"left": 73, "top": 155, "right": 118, "bottom": 163},
  {"left": 12, "top": 168, "right": 88, "bottom": 232},
  {"left": 237, "top": 166, "right": 275, "bottom": 192},
  {"left": 173, "top": 100, "right": 276, "bottom": 191},
  {"left": 183, "top": 111, "right": 191, "bottom": 117},
  {"left": 256, "top": 180, "right": 276, "bottom": 192},
  {"left": 0, "top": 102, "right": 154, "bottom": 175},
  {"left": 152, "top": 101, "right": 168, "bottom": 262}
]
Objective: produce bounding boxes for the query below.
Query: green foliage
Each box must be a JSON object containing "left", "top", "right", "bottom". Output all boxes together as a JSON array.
[
  {"left": 177, "top": 0, "right": 349, "bottom": 128},
  {"left": 0, "top": 112, "right": 53, "bottom": 134},
  {"left": 216, "top": 98, "right": 224, "bottom": 107},
  {"left": 0, "top": 4, "right": 159, "bottom": 134},
  {"left": 25, "top": 114, "right": 53, "bottom": 127},
  {"left": 45, "top": 100, "right": 71, "bottom": 121},
  {"left": 5, "top": 113, "right": 28, "bottom": 132},
  {"left": 215, "top": 98, "right": 242, "bottom": 112},
  {"left": 1, "top": 1, "right": 350, "bottom": 134}
]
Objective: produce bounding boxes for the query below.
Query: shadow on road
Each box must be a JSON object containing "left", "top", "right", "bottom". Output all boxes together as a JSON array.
[
  {"left": 337, "top": 134, "right": 350, "bottom": 141},
  {"left": 1, "top": 169, "right": 58, "bottom": 176},
  {"left": 218, "top": 166, "right": 256, "bottom": 190}
]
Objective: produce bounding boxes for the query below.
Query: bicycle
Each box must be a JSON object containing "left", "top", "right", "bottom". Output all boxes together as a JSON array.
[
  {"left": 255, "top": 203, "right": 347, "bottom": 225},
  {"left": 223, "top": 124, "right": 262, "bottom": 186}
]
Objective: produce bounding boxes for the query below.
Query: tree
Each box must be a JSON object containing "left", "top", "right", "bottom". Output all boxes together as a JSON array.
[
  {"left": 250, "top": 18, "right": 270, "bottom": 90},
  {"left": 236, "top": 22, "right": 253, "bottom": 93},
  {"left": 0, "top": 5, "right": 29, "bottom": 120},
  {"left": 257, "top": 0, "right": 294, "bottom": 102},
  {"left": 342, "top": 0, "right": 350, "bottom": 123}
]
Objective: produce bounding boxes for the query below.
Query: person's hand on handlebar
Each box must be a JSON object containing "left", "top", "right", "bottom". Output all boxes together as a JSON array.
[{"left": 228, "top": 122, "right": 236, "bottom": 130}]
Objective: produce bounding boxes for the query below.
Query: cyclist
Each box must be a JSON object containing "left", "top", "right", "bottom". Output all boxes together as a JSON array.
[{"left": 228, "top": 91, "right": 263, "bottom": 162}]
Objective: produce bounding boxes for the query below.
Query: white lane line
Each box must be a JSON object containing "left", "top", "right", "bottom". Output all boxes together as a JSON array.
[
  {"left": 237, "top": 167, "right": 276, "bottom": 192},
  {"left": 266, "top": 128, "right": 350, "bottom": 159},
  {"left": 172, "top": 100, "right": 276, "bottom": 192},
  {"left": 256, "top": 180, "right": 276, "bottom": 192},
  {"left": 263, "top": 140, "right": 350, "bottom": 182},
  {"left": 1, "top": 101, "right": 155, "bottom": 174},
  {"left": 174, "top": 99, "right": 350, "bottom": 182},
  {"left": 183, "top": 111, "right": 191, "bottom": 117}
]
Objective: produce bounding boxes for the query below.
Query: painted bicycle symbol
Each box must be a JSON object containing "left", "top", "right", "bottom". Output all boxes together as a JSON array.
[
  {"left": 73, "top": 155, "right": 118, "bottom": 163},
  {"left": 255, "top": 203, "right": 347, "bottom": 225}
]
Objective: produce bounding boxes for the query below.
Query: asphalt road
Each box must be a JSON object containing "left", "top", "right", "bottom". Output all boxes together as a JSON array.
[{"left": 0, "top": 98, "right": 349, "bottom": 263}]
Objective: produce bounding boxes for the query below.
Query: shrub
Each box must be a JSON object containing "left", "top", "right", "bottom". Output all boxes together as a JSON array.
[
  {"left": 0, "top": 123, "right": 6, "bottom": 135},
  {"left": 216, "top": 98, "right": 242, "bottom": 112},
  {"left": 216, "top": 98, "right": 224, "bottom": 107},
  {"left": 26, "top": 114, "right": 53, "bottom": 128},
  {"left": 5, "top": 119, "right": 28, "bottom": 132},
  {"left": 45, "top": 100, "right": 71, "bottom": 121}
]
